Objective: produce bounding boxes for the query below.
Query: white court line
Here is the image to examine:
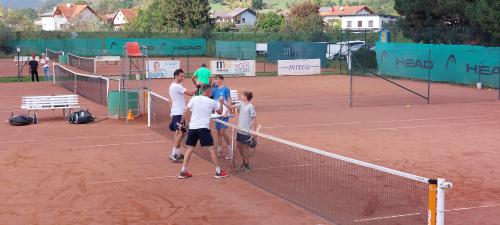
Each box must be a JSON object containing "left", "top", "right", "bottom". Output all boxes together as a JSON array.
[
  {"left": 445, "top": 203, "right": 500, "bottom": 212},
  {"left": 0, "top": 133, "right": 156, "bottom": 145},
  {"left": 353, "top": 212, "right": 422, "bottom": 223},
  {"left": 90, "top": 172, "right": 212, "bottom": 185},
  {"left": 365, "top": 122, "right": 497, "bottom": 131},
  {"left": 371, "top": 115, "right": 486, "bottom": 123},
  {"left": 264, "top": 122, "right": 361, "bottom": 129},
  {"left": 89, "top": 163, "right": 324, "bottom": 185},
  {"left": 353, "top": 204, "right": 500, "bottom": 223},
  {"left": 75, "top": 140, "right": 168, "bottom": 148}
]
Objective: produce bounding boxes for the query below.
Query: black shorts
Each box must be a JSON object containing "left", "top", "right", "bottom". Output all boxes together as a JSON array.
[
  {"left": 169, "top": 115, "right": 183, "bottom": 132},
  {"left": 186, "top": 128, "right": 214, "bottom": 147},
  {"left": 237, "top": 132, "right": 257, "bottom": 148}
]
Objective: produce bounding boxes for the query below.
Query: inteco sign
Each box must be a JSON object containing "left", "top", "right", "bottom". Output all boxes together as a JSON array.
[{"left": 278, "top": 59, "right": 321, "bottom": 76}]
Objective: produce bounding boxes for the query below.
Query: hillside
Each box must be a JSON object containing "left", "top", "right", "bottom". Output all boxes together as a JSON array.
[
  {"left": 213, "top": 0, "right": 397, "bottom": 15},
  {"left": 0, "top": 0, "right": 44, "bottom": 9}
]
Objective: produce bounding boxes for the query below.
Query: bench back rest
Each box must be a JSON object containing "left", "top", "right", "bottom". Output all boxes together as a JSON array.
[{"left": 22, "top": 95, "right": 79, "bottom": 108}]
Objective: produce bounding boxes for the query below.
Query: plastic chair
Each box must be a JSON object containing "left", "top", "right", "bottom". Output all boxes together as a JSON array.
[{"left": 126, "top": 42, "right": 143, "bottom": 57}]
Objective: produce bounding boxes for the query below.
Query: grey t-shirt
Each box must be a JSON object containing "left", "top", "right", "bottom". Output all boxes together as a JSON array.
[{"left": 237, "top": 102, "right": 256, "bottom": 134}]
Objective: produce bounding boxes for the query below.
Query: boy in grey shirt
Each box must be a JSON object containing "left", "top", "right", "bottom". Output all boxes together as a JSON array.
[{"left": 225, "top": 91, "right": 257, "bottom": 172}]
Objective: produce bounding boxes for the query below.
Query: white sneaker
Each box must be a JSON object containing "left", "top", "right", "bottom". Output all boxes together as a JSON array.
[{"left": 225, "top": 145, "right": 233, "bottom": 160}]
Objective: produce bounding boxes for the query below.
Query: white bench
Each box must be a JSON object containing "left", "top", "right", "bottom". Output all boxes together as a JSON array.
[{"left": 21, "top": 95, "right": 80, "bottom": 118}]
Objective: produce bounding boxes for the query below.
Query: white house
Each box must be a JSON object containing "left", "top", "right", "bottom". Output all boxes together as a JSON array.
[
  {"left": 341, "top": 14, "right": 398, "bottom": 31},
  {"left": 319, "top": 5, "right": 397, "bottom": 31},
  {"left": 112, "top": 9, "right": 137, "bottom": 31},
  {"left": 214, "top": 8, "right": 257, "bottom": 29},
  {"left": 37, "top": 3, "right": 100, "bottom": 31}
]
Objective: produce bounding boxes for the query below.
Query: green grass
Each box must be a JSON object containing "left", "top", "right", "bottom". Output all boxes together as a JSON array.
[{"left": 0, "top": 76, "right": 51, "bottom": 83}]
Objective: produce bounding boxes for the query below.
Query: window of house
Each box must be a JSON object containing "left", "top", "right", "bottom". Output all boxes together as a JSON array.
[
  {"left": 347, "top": 21, "right": 352, "bottom": 27},
  {"left": 242, "top": 17, "right": 246, "bottom": 24},
  {"left": 358, "top": 21, "right": 362, "bottom": 27},
  {"left": 368, "top": 20, "right": 373, "bottom": 27}
]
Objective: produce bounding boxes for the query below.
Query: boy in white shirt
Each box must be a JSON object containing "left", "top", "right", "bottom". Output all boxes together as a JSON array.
[
  {"left": 168, "top": 69, "right": 197, "bottom": 162},
  {"left": 178, "top": 84, "right": 229, "bottom": 179}
]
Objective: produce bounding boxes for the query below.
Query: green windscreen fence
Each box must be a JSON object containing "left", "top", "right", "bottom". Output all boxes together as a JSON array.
[
  {"left": 376, "top": 42, "right": 500, "bottom": 88},
  {"left": 267, "top": 42, "right": 328, "bottom": 67},
  {"left": 10, "top": 38, "right": 206, "bottom": 57},
  {"left": 215, "top": 40, "right": 256, "bottom": 60},
  {"left": 105, "top": 38, "right": 206, "bottom": 56}
]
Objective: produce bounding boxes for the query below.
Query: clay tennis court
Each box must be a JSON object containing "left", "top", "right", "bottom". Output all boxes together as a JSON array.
[{"left": 1, "top": 74, "right": 499, "bottom": 225}]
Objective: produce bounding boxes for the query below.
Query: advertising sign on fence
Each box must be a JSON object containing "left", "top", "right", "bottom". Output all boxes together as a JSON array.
[
  {"left": 278, "top": 59, "right": 321, "bottom": 76},
  {"left": 146, "top": 60, "right": 180, "bottom": 78},
  {"left": 210, "top": 60, "right": 256, "bottom": 76}
]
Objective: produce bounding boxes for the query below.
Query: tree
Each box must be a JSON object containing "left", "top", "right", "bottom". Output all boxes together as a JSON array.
[
  {"left": 127, "top": 0, "right": 212, "bottom": 32},
  {"left": 395, "top": 0, "right": 499, "bottom": 44},
  {"left": 256, "top": 12, "right": 283, "bottom": 32},
  {"left": 281, "top": 0, "right": 325, "bottom": 41},
  {"left": 252, "top": 0, "right": 264, "bottom": 10}
]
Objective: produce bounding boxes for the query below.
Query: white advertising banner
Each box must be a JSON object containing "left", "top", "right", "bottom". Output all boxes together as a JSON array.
[
  {"left": 278, "top": 59, "right": 321, "bottom": 76},
  {"left": 146, "top": 60, "right": 180, "bottom": 78},
  {"left": 210, "top": 60, "right": 256, "bottom": 77}
]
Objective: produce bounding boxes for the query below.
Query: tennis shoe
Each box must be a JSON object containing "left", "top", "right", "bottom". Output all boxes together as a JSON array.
[
  {"left": 244, "top": 163, "right": 251, "bottom": 172},
  {"left": 178, "top": 170, "right": 192, "bottom": 179},
  {"left": 214, "top": 170, "right": 229, "bottom": 179},
  {"left": 170, "top": 154, "right": 184, "bottom": 163}
]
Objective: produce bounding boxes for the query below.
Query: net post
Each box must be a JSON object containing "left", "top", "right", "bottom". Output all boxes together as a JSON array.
[
  {"left": 436, "top": 178, "right": 448, "bottom": 225},
  {"left": 147, "top": 91, "right": 151, "bottom": 128},
  {"left": 428, "top": 179, "right": 438, "bottom": 225},
  {"left": 349, "top": 44, "right": 353, "bottom": 107},
  {"left": 427, "top": 49, "right": 431, "bottom": 104},
  {"left": 93, "top": 57, "right": 97, "bottom": 74},
  {"left": 52, "top": 63, "right": 56, "bottom": 84}
]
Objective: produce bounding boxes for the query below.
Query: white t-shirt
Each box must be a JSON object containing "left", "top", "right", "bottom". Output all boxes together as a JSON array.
[
  {"left": 169, "top": 82, "right": 187, "bottom": 116},
  {"left": 187, "top": 96, "right": 218, "bottom": 129},
  {"left": 40, "top": 57, "right": 50, "bottom": 68}
]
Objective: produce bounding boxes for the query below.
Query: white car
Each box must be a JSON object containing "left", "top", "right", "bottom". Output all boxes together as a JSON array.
[{"left": 326, "top": 40, "right": 365, "bottom": 59}]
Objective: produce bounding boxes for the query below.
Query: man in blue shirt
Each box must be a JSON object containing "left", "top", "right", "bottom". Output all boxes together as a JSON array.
[{"left": 212, "top": 75, "right": 233, "bottom": 159}]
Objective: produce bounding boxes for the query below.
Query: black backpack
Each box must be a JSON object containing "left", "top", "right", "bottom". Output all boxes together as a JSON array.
[
  {"left": 9, "top": 114, "right": 34, "bottom": 126},
  {"left": 69, "top": 110, "right": 94, "bottom": 124}
]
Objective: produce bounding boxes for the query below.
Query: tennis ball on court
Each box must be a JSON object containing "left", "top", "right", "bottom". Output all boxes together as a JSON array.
[
  {"left": 488, "top": 88, "right": 492, "bottom": 91},
  {"left": 406, "top": 105, "right": 411, "bottom": 108}
]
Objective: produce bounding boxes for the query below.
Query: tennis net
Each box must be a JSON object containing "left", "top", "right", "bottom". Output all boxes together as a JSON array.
[
  {"left": 46, "top": 48, "right": 63, "bottom": 60},
  {"left": 146, "top": 91, "right": 451, "bottom": 225},
  {"left": 54, "top": 64, "right": 109, "bottom": 106},
  {"left": 68, "top": 53, "right": 96, "bottom": 74}
]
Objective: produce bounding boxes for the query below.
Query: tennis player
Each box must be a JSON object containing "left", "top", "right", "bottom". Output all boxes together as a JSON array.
[
  {"left": 224, "top": 91, "right": 257, "bottom": 172},
  {"left": 192, "top": 64, "right": 212, "bottom": 95},
  {"left": 212, "top": 75, "right": 233, "bottom": 159},
  {"left": 168, "top": 69, "right": 197, "bottom": 163},
  {"left": 178, "top": 84, "right": 229, "bottom": 179}
]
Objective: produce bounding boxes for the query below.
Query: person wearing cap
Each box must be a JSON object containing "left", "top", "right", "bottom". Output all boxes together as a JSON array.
[{"left": 40, "top": 53, "right": 50, "bottom": 81}]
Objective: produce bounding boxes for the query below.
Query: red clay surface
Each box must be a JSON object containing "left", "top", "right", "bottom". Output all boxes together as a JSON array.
[{"left": 1, "top": 75, "right": 500, "bottom": 225}]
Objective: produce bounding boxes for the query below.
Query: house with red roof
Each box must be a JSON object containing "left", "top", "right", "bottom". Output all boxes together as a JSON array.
[
  {"left": 38, "top": 3, "right": 100, "bottom": 31},
  {"left": 112, "top": 9, "right": 137, "bottom": 31},
  {"left": 320, "top": 5, "right": 397, "bottom": 31}
]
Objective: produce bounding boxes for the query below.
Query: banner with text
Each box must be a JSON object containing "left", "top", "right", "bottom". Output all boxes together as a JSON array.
[
  {"left": 146, "top": 60, "right": 180, "bottom": 78},
  {"left": 278, "top": 59, "right": 321, "bottom": 76},
  {"left": 376, "top": 42, "right": 500, "bottom": 88},
  {"left": 210, "top": 60, "right": 256, "bottom": 77}
]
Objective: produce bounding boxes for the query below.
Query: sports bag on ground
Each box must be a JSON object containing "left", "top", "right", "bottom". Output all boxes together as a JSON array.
[
  {"left": 69, "top": 110, "right": 94, "bottom": 124},
  {"left": 9, "top": 115, "right": 33, "bottom": 126}
]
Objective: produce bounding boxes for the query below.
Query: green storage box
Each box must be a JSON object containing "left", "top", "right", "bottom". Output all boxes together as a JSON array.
[{"left": 108, "top": 90, "right": 139, "bottom": 118}]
